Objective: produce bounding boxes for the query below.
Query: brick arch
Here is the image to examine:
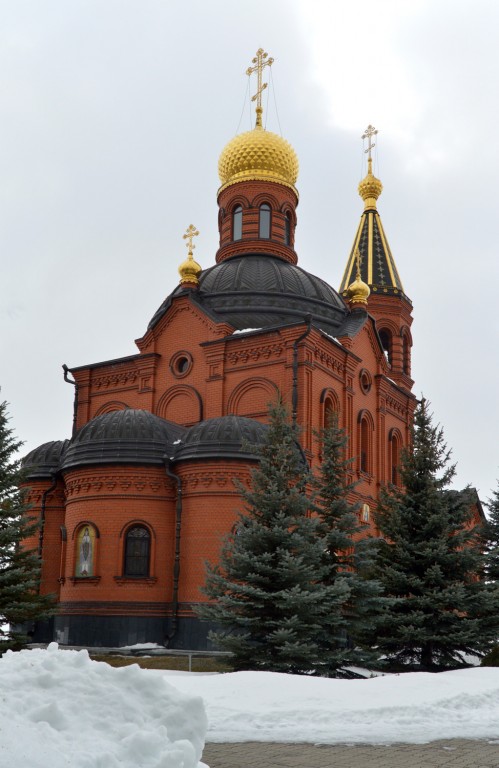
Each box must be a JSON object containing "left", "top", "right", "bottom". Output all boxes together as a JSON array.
[
  {"left": 400, "top": 324, "right": 413, "bottom": 346},
  {"left": 357, "top": 409, "right": 375, "bottom": 474},
  {"left": 320, "top": 387, "right": 340, "bottom": 427},
  {"left": 388, "top": 427, "right": 404, "bottom": 485},
  {"left": 157, "top": 385, "right": 203, "bottom": 427},
  {"left": 228, "top": 193, "right": 251, "bottom": 209},
  {"left": 280, "top": 202, "right": 297, "bottom": 226},
  {"left": 251, "top": 191, "right": 281, "bottom": 208},
  {"left": 227, "top": 378, "right": 279, "bottom": 419},
  {"left": 71, "top": 520, "right": 101, "bottom": 540},
  {"left": 119, "top": 519, "right": 156, "bottom": 540},
  {"left": 94, "top": 401, "right": 128, "bottom": 416}
]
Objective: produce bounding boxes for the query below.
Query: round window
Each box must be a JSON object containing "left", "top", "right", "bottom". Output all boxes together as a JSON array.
[
  {"left": 359, "top": 368, "right": 372, "bottom": 394},
  {"left": 170, "top": 351, "right": 193, "bottom": 378}
]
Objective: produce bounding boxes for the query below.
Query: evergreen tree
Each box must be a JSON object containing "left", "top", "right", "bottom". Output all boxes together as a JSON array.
[
  {"left": 484, "top": 481, "right": 499, "bottom": 582},
  {"left": 0, "top": 400, "right": 54, "bottom": 653},
  {"left": 199, "top": 401, "right": 350, "bottom": 675},
  {"left": 372, "top": 398, "right": 499, "bottom": 669},
  {"left": 315, "top": 413, "right": 385, "bottom": 671}
]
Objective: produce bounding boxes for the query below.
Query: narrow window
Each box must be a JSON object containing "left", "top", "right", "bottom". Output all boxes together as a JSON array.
[
  {"left": 233, "top": 205, "right": 242, "bottom": 241},
  {"left": 360, "top": 418, "right": 370, "bottom": 473},
  {"left": 259, "top": 203, "right": 271, "bottom": 239},
  {"left": 391, "top": 433, "right": 400, "bottom": 485},
  {"left": 402, "top": 334, "right": 410, "bottom": 375},
  {"left": 124, "top": 526, "right": 151, "bottom": 577},
  {"left": 284, "top": 212, "right": 291, "bottom": 245},
  {"left": 379, "top": 329, "right": 392, "bottom": 366}
]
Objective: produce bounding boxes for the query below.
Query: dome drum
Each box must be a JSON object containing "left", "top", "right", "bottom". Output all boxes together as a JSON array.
[{"left": 216, "top": 181, "right": 298, "bottom": 265}]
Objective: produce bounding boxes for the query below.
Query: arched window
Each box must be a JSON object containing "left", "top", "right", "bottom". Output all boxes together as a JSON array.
[
  {"left": 379, "top": 329, "right": 392, "bottom": 366},
  {"left": 402, "top": 333, "right": 410, "bottom": 375},
  {"left": 75, "top": 524, "right": 96, "bottom": 578},
  {"left": 284, "top": 212, "right": 291, "bottom": 245},
  {"left": 390, "top": 430, "right": 401, "bottom": 485},
  {"left": 324, "top": 398, "right": 335, "bottom": 427},
  {"left": 124, "top": 526, "right": 151, "bottom": 577},
  {"left": 360, "top": 419, "right": 369, "bottom": 472},
  {"left": 259, "top": 203, "right": 271, "bottom": 239},
  {"left": 358, "top": 411, "right": 373, "bottom": 475},
  {"left": 232, "top": 205, "right": 242, "bottom": 241}
]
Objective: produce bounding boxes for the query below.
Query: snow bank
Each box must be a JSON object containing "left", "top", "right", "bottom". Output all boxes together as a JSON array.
[
  {"left": 0, "top": 643, "right": 208, "bottom": 768},
  {"left": 159, "top": 667, "right": 499, "bottom": 744}
]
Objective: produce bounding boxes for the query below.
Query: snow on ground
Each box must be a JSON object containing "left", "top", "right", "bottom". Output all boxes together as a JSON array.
[
  {"left": 2, "top": 645, "right": 499, "bottom": 766},
  {"left": 157, "top": 667, "right": 499, "bottom": 745},
  {"left": 0, "top": 644, "right": 208, "bottom": 768}
]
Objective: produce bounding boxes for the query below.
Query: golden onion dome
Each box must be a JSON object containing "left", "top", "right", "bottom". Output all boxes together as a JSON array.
[
  {"left": 179, "top": 224, "right": 202, "bottom": 286},
  {"left": 179, "top": 253, "right": 202, "bottom": 285},
  {"left": 347, "top": 275, "right": 370, "bottom": 305},
  {"left": 358, "top": 157, "right": 383, "bottom": 209},
  {"left": 218, "top": 122, "right": 299, "bottom": 194},
  {"left": 346, "top": 247, "right": 370, "bottom": 306}
]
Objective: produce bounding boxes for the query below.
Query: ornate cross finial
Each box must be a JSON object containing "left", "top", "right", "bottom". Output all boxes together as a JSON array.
[
  {"left": 246, "top": 48, "right": 274, "bottom": 128},
  {"left": 183, "top": 224, "right": 199, "bottom": 256},
  {"left": 362, "top": 124, "right": 378, "bottom": 159}
]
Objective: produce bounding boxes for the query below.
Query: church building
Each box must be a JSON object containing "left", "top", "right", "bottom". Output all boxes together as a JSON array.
[{"left": 23, "top": 50, "right": 419, "bottom": 649}]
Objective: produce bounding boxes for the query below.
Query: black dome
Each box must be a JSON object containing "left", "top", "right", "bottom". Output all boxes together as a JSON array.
[
  {"left": 23, "top": 440, "right": 70, "bottom": 479},
  {"left": 62, "top": 409, "right": 186, "bottom": 470},
  {"left": 148, "top": 254, "right": 349, "bottom": 335},
  {"left": 174, "top": 415, "right": 269, "bottom": 462}
]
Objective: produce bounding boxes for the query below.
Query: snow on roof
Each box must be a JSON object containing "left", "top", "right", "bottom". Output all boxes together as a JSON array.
[{"left": 0, "top": 643, "right": 207, "bottom": 768}]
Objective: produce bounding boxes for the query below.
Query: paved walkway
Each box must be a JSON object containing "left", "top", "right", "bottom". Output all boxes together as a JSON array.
[{"left": 202, "top": 739, "right": 499, "bottom": 768}]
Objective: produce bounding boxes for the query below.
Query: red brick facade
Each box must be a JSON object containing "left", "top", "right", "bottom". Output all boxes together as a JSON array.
[{"left": 23, "top": 136, "right": 418, "bottom": 649}]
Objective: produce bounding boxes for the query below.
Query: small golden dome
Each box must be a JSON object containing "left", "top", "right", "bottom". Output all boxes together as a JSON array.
[
  {"left": 358, "top": 157, "right": 383, "bottom": 209},
  {"left": 179, "top": 224, "right": 202, "bottom": 286},
  {"left": 347, "top": 275, "right": 370, "bottom": 305},
  {"left": 179, "top": 253, "right": 202, "bottom": 285},
  {"left": 346, "top": 247, "right": 370, "bottom": 305},
  {"left": 218, "top": 123, "right": 299, "bottom": 194}
]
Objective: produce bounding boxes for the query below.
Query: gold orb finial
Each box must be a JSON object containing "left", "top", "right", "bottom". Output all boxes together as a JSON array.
[
  {"left": 359, "top": 124, "right": 382, "bottom": 209},
  {"left": 179, "top": 224, "right": 202, "bottom": 286},
  {"left": 346, "top": 248, "right": 370, "bottom": 306}
]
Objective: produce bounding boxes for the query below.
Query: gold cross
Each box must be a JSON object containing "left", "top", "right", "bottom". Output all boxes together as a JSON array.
[
  {"left": 183, "top": 224, "right": 199, "bottom": 256},
  {"left": 362, "top": 124, "right": 378, "bottom": 159},
  {"left": 246, "top": 48, "right": 274, "bottom": 127}
]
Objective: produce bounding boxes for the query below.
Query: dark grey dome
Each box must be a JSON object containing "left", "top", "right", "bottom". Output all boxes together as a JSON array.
[
  {"left": 62, "top": 409, "right": 186, "bottom": 470},
  {"left": 174, "top": 415, "right": 269, "bottom": 462},
  {"left": 148, "top": 254, "right": 349, "bottom": 335},
  {"left": 23, "top": 440, "right": 70, "bottom": 479}
]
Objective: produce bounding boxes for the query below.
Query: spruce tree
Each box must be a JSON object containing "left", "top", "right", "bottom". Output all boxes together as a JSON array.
[
  {"left": 315, "top": 413, "right": 384, "bottom": 672},
  {"left": 199, "top": 401, "right": 350, "bottom": 675},
  {"left": 372, "top": 398, "right": 499, "bottom": 669},
  {"left": 0, "top": 400, "right": 55, "bottom": 653},
  {"left": 484, "top": 482, "right": 499, "bottom": 582}
]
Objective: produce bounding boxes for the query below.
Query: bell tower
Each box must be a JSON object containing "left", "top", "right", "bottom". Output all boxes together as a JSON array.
[{"left": 339, "top": 126, "right": 414, "bottom": 391}]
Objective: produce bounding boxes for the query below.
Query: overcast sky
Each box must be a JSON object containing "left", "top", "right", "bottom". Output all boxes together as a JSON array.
[{"left": 1, "top": 0, "right": 497, "bottom": 502}]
